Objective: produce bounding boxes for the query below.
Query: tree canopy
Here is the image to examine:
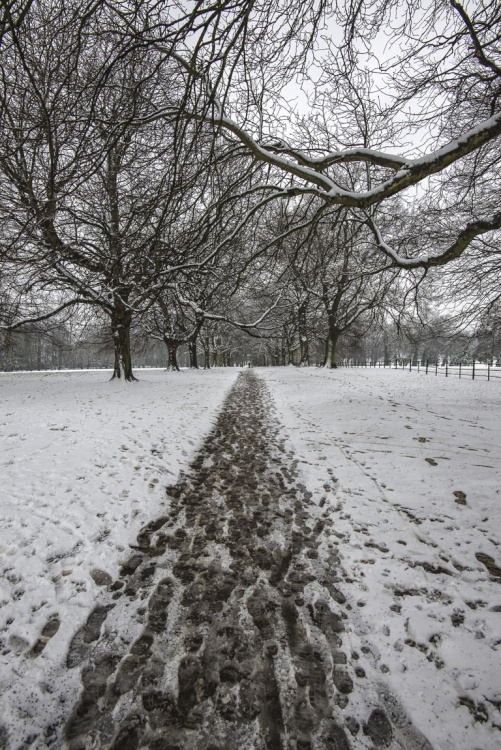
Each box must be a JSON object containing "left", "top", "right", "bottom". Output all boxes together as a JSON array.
[{"left": 1, "top": 0, "right": 500, "bottom": 376}]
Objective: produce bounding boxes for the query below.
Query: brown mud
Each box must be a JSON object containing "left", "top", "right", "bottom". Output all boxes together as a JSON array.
[{"left": 64, "top": 371, "right": 433, "bottom": 750}]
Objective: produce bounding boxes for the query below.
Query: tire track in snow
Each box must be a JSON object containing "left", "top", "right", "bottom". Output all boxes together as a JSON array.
[{"left": 63, "top": 370, "right": 433, "bottom": 750}]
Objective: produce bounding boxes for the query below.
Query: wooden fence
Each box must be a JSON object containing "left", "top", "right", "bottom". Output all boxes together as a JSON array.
[{"left": 338, "top": 359, "right": 501, "bottom": 381}]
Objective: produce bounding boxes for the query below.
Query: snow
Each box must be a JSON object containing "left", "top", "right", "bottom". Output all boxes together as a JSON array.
[
  {"left": 408, "top": 111, "right": 501, "bottom": 168},
  {"left": 1, "top": 364, "right": 500, "bottom": 749},
  {"left": 0, "top": 367, "right": 238, "bottom": 745},
  {"left": 258, "top": 365, "right": 501, "bottom": 750}
]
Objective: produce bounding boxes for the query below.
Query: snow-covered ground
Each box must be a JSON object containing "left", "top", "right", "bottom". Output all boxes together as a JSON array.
[
  {"left": 1, "top": 365, "right": 500, "bottom": 749},
  {"left": 259, "top": 366, "right": 501, "bottom": 750},
  {"left": 0, "top": 367, "right": 238, "bottom": 746}
]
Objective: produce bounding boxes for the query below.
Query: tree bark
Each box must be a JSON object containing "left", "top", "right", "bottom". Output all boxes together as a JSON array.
[
  {"left": 324, "top": 324, "right": 340, "bottom": 368},
  {"left": 111, "top": 311, "right": 136, "bottom": 381},
  {"left": 36, "top": 333, "right": 43, "bottom": 370},
  {"left": 165, "top": 340, "right": 180, "bottom": 371},
  {"left": 298, "top": 302, "right": 309, "bottom": 366},
  {"left": 203, "top": 343, "right": 211, "bottom": 369},
  {"left": 108, "top": 146, "right": 136, "bottom": 382},
  {"left": 188, "top": 339, "right": 199, "bottom": 369},
  {"left": 383, "top": 333, "right": 391, "bottom": 366}
]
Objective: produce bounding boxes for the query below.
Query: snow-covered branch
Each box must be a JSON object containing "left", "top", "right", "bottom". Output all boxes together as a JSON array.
[
  {"left": 176, "top": 288, "right": 283, "bottom": 333},
  {"left": 143, "top": 45, "right": 501, "bottom": 211},
  {"left": 367, "top": 211, "right": 501, "bottom": 269},
  {"left": 0, "top": 298, "right": 90, "bottom": 331}
]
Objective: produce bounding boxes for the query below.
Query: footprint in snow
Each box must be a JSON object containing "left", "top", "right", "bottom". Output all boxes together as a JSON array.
[{"left": 29, "top": 616, "right": 61, "bottom": 657}]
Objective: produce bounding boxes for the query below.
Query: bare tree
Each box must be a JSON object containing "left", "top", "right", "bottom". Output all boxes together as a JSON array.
[
  {"left": 150, "top": 0, "right": 501, "bottom": 270},
  {"left": 0, "top": 0, "right": 269, "bottom": 379},
  {"left": 3, "top": 0, "right": 500, "bottom": 384}
]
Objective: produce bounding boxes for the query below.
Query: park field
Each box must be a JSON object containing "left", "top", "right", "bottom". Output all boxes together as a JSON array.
[{"left": 0, "top": 366, "right": 500, "bottom": 749}]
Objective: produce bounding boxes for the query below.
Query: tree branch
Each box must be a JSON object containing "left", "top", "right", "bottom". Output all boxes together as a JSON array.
[{"left": 367, "top": 211, "right": 501, "bottom": 269}]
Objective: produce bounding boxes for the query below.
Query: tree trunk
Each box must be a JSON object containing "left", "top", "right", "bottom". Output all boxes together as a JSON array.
[
  {"left": 165, "top": 340, "right": 180, "bottom": 371},
  {"left": 188, "top": 339, "right": 198, "bottom": 369},
  {"left": 108, "top": 149, "right": 136, "bottom": 382},
  {"left": 383, "top": 334, "right": 391, "bottom": 366},
  {"left": 111, "top": 311, "right": 136, "bottom": 381},
  {"left": 37, "top": 333, "right": 42, "bottom": 370},
  {"left": 298, "top": 303, "right": 309, "bottom": 366},
  {"left": 203, "top": 342, "right": 211, "bottom": 369},
  {"left": 324, "top": 324, "right": 340, "bottom": 369}
]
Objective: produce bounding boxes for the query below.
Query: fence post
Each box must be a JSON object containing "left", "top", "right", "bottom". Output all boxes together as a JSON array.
[
  {"left": 472, "top": 359, "right": 475, "bottom": 380},
  {"left": 435, "top": 361, "right": 438, "bottom": 376},
  {"left": 409, "top": 359, "right": 412, "bottom": 372},
  {"left": 446, "top": 360, "right": 448, "bottom": 377},
  {"left": 459, "top": 362, "right": 461, "bottom": 378},
  {"left": 426, "top": 359, "right": 429, "bottom": 374},
  {"left": 488, "top": 361, "right": 491, "bottom": 381},
  {"left": 417, "top": 360, "right": 420, "bottom": 373}
]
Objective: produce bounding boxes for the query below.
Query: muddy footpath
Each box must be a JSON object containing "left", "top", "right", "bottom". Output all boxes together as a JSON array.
[{"left": 63, "top": 371, "right": 434, "bottom": 750}]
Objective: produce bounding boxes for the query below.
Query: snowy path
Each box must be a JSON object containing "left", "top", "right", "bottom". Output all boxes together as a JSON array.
[{"left": 62, "top": 371, "right": 432, "bottom": 750}]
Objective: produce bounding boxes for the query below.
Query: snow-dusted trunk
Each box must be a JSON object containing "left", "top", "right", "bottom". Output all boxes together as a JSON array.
[
  {"left": 111, "top": 309, "right": 136, "bottom": 381},
  {"left": 298, "top": 302, "right": 309, "bottom": 366},
  {"left": 165, "top": 340, "right": 180, "bottom": 372}
]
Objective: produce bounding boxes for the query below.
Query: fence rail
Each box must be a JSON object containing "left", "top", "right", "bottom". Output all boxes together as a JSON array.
[{"left": 338, "top": 359, "right": 501, "bottom": 381}]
